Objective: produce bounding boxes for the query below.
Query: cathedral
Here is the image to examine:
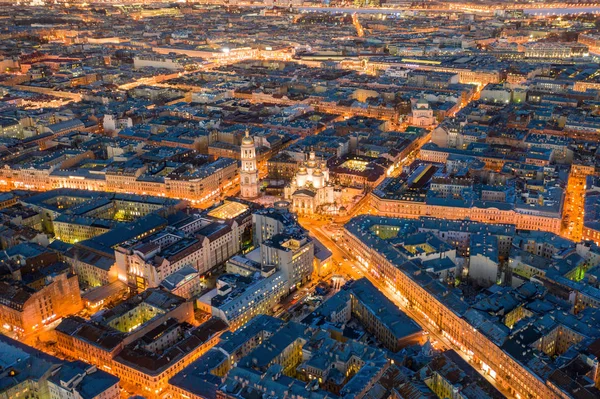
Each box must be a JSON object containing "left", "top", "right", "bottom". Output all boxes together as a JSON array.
[{"left": 284, "top": 151, "right": 335, "bottom": 215}]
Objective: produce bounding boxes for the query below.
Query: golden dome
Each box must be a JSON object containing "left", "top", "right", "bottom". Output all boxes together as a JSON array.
[{"left": 242, "top": 129, "right": 254, "bottom": 145}]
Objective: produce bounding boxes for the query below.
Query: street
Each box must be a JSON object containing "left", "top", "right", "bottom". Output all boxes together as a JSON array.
[
  {"left": 562, "top": 173, "right": 585, "bottom": 242},
  {"left": 300, "top": 217, "right": 516, "bottom": 398}
]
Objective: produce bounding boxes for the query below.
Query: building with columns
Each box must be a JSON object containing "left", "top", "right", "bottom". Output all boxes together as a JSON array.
[
  {"left": 410, "top": 97, "right": 436, "bottom": 127},
  {"left": 283, "top": 151, "right": 335, "bottom": 215},
  {"left": 240, "top": 129, "right": 259, "bottom": 199}
]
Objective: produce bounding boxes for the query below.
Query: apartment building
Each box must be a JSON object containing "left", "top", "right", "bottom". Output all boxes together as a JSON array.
[{"left": 0, "top": 262, "right": 82, "bottom": 336}]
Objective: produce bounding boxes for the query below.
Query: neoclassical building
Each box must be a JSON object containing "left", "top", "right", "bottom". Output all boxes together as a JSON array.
[
  {"left": 410, "top": 97, "right": 435, "bottom": 127},
  {"left": 240, "top": 129, "right": 259, "bottom": 199},
  {"left": 284, "top": 151, "right": 335, "bottom": 215}
]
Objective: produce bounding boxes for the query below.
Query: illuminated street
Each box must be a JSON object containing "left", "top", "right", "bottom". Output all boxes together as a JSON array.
[{"left": 301, "top": 218, "right": 516, "bottom": 398}]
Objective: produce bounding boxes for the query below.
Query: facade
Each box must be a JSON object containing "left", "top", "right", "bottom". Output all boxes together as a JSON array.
[
  {"left": 0, "top": 335, "right": 120, "bottom": 399},
  {"left": 63, "top": 247, "right": 118, "bottom": 289},
  {"left": 328, "top": 154, "right": 389, "bottom": 190},
  {"left": 48, "top": 361, "right": 120, "bottom": 399},
  {"left": 198, "top": 271, "right": 287, "bottom": 331},
  {"left": 163, "top": 158, "right": 239, "bottom": 203},
  {"left": 240, "top": 130, "right": 259, "bottom": 199},
  {"left": 159, "top": 265, "right": 202, "bottom": 299},
  {"left": 0, "top": 263, "right": 82, "bottom": 337},
  {"left": 349, "top": 295, "right": 420, "bottom": 353},
  {"left": 423, "top": 350, "right": 504, "bottom": 399},
  {"left": 54, "top": 289, "right": 205, "bottom": 399},
  {"left": 261, "top": 232, "right": 314, "bottom": 291},
  {"left": 171, "top": 317, "right": 389, "bottom": 399},
  {"left": 579, "top": 33, "right": 600, "bottom": 53},
  {"left": 55, "top": 289, "right": 193, "bottom": 369},
  {"left": 53, "top": 216, "right": 114, "bottom": 244},
  {"left": 522, "top": 42, "right": 573, "bottom": 59},
  {"left": 306, "top": 278, "right": 424, "bottom": 353},
  {"left": 0, "top": 158, "right": 238, "bottom": 204},
  {"left": 283, "top": 151, "right": 335, "bottom": 215},
  {"left": 20, "top": 189, "right": 183, "bottom": 244},
  {"left": 469, "top": 238, "right": 500, "bottom": 287},
  {"left": 111, "top": 318, "right": 226, "bottom": 399},
  {"left": 480, "top": 83, "right": 512, "bottom": 104},
  {"left": 117, "top": 237, "right": 205, "bottom": 292},
  {"left": 195, "top": 204, "right": 315, "bottom": 330},
  {"left": 267, "top": 152, "right": 299, "bottom": 181},
  {"left": 370, "top": 162, "right": 564, "bottom": 235},
  {"left": 169, "top": 315, "right": 285, "bottom": 399},
  {"left": 115, "top": 213, "right": 243, "bottom": 292},
  {"left": 410, "top": 98, "right": 436, "bottom": 127},
  {"left": 252, "top": 204, "right": 298, "bottom": 246},
  {"left": 583, "top": 176, "right": 600, "bottom": 245},
  {"left": 371, "top": 194, "right": 562, "bottom": 235},
  {"left": 341, "top": 215, "right": 579, "bottom": 399}
]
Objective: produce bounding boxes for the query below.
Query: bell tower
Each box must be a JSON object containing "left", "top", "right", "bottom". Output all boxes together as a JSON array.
[{"left": 240, "top": 129, "right": 259, "bottom": 198}]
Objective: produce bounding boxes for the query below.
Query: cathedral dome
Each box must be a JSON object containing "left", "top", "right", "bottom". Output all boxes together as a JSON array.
[{"left": 307, "top": 151, "right": 318, "bottom": 168}]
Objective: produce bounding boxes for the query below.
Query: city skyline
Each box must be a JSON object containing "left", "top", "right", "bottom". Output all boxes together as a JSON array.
[{"left": 1, "top": 2, "right": 600, "bottom": 399}]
